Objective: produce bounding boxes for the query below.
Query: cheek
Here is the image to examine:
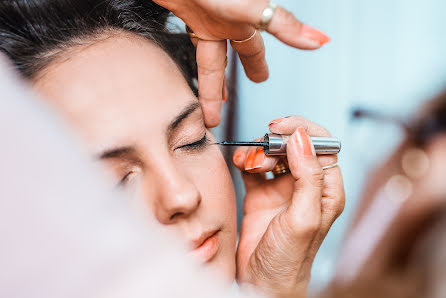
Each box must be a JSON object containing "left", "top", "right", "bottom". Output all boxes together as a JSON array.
[{"left": 180, "top": 149, "right": 236, "bottom": 219}]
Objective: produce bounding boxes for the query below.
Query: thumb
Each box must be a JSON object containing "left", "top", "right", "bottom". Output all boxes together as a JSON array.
[{"left": 284, "top": 127, "right": 323, "bottom": 242}]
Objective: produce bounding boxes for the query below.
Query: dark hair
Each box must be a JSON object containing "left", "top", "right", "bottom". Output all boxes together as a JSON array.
[{"left": 0, "top": 0, "right": 197, "bottom": 92}]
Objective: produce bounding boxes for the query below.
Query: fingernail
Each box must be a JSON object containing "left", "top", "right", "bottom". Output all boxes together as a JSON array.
[
  {"left": 269, "top": 118, "right": 285, "bottom": 127},
  {"left": 252, "top": 148, "right": 265, "bottom": 169},
  {"left": 295, "top": 127, "right": 315, "bottom": 156},
  {"left": 301, "top": 24, "right": 331, "bottom": 46},
  {"left": 245, "top": 148, "right": 256, "bottom": 170}
]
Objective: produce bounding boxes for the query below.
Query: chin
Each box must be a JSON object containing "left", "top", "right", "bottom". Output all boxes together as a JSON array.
[{"left": 207, "top": 251, "right": 237, "bottom": 285}]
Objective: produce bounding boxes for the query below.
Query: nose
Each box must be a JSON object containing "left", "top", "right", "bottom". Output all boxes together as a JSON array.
[{"left": 150, "top": 163, "right": 202, "bottom": 224}]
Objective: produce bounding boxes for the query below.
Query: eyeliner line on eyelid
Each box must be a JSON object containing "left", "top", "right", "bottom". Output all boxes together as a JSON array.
[
  {"left": 118, "top": 171, "right": 133, "bottom": 187},
  {"left": 176, "top": 133, "right": 209, "bottom": 151}
]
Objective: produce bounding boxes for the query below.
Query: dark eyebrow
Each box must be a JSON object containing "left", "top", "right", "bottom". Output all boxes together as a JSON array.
[
  {"left": 167, "top": 102, "right": 201, "bottom": 133},
  {"left": 98, "top": 102, "right": 201, "bottom": 160},
  {"left": 98, "top": 146, "right": 136, "bottom": 160}
]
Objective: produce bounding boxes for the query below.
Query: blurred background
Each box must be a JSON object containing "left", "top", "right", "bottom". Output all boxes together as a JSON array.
[
  {"left": 2, "top": 0, "right": 446, "bottom": 295},
  {"left": 212, "top": 0, "right": 446, "bottom": 291}
]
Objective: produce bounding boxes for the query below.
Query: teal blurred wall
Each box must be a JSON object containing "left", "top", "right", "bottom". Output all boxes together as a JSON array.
[{"left": 233, "top": 0, "right": 446, "bottom": 290}]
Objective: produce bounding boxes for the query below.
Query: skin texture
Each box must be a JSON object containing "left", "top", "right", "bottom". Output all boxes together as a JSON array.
[
  {"left": 30, "top": 31, "right": 345, "bottom": 297},
  {"left": 32, "top": 32, "right": 237, "bottom": 282}
]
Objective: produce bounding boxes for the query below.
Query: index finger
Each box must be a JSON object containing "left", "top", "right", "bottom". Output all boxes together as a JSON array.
[
  {"left": 268, "top": 115, "right": 332, "bottom": 137},
  {"left": 196, "top": 39, "right": 227, "bottom": 128}
]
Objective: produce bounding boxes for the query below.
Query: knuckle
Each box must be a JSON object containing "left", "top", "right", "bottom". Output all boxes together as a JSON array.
[
  {"left": 290, "top": 115, "right": 306, "bottom": 123},
  {"left": 307, "top": 123, "right": 331, "bottom": 137},
  {"left": 319, "top": 155, "right": 338, "bottom": 167},
  {"left": 309, "top": 169, "right": 325, "bottom": 188},
  {"left": 292, "top": 215, "right": 321, "bottom": 238},
  {"left": 317, "top": 126, "right": 331, "bottom": 137},
  {"left": 198, "top": 64, "right": 224, "bottom": 76},
  {"left": 285, "top": 205, "right": 321, "bottom": 238},
  {"left": 238, "top": 43, "right": 265, "bottom": 59},
  {"left": 303, "top": 219, "right": 321, "bottom": 236},
  {"left": 322, "top": 189, "right": 346, "bottom": 221},
  {"left": 336, "top": 194, "right": 346, "bottom": 218},
  {"left": 289, "top": 115, "right": 331, "bottom": 136},
  {"left": 200, "top": 95, "right": 220, "bottom": 104},
  {"left": 292, "top": 167, "right": 324, "bottom": 191},
  {"left": 281, "top": 9, "right": 299, "bottom": 27},
  {"left": 320, "top": 127, "right": 331, "bottom": 137},
  {"left": 324, "top": 200, "right": 344, "bottom": 222}
]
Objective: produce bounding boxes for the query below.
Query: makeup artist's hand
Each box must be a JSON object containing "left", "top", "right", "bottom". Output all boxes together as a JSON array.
[
  {"left": 152, "top": 0, "right": 330, "bottom": 127},
  {"left": 233, "top": 116, "right": 345, "bottom": 298}
]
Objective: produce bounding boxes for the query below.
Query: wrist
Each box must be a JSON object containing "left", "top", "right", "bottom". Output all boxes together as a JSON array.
[
  {"left": 239, "top": 281, "right": 307, "bottom": 298},
  {"left": 238, "top": 269, "right": 309, "bottom": 298}
]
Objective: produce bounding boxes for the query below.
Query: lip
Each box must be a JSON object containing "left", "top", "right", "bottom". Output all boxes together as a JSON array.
[{"left": 189, "top": 229, "right": 221, "bottom": 263}]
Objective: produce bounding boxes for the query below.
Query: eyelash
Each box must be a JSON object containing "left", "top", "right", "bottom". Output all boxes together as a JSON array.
[{"left": 176, "top": 132, "right": 209, "bottom": 152}]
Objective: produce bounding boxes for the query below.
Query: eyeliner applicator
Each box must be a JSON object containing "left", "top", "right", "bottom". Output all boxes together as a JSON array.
[
  {"left": 216, "top": 141, "right": 268, "bottom": 147},
  {"left": 215, "top": 133, "right": 341, "bottom": 156}
]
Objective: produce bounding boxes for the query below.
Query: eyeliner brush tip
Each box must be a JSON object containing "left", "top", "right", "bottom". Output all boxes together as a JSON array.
[{"left": 215, "top": 141, "right": 267, "bottom": 147}]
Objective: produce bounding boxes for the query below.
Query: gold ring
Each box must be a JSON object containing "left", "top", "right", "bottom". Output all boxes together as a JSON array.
[
  {"left": 256, "top": 1, "right": 278, "bottom": 31},
  {"left": 272, "top": 158, "right": 290, "bottom": 177},
  {"left": 272, "top": 160, "right": 338, "bottom": 176},
  {"left": 322, "top": 162, "right": 338, "bottom": 171},
  {"left": 185, "top": 25, "right": 198, "bottom": 39},
  {"left": 231, "top": 30, "right": 257, "bottom": 44},
  {"left": 185, "top": 25, "right": 225, "bottom": 42}
]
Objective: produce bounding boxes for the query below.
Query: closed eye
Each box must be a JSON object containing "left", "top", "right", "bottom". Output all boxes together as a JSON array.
[
  {"left": 118, "top": 171, "right": 134, "bottom": 187},
  {"left": 176, "top": 133, "right": 209, "bottom": 151}
]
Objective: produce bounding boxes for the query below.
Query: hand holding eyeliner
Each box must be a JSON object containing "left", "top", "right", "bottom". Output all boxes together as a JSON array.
[{"left": 216, "top": 133, "right": 341, "bottom": 156}]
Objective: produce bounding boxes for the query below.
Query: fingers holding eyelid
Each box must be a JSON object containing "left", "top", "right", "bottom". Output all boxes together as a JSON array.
[{"left": 196, "top": 39, "right": 227, "bottom": 128}]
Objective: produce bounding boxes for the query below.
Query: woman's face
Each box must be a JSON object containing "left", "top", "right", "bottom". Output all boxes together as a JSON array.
[{"left": 33, "top": 33, "right": 237, "bottom": 281}]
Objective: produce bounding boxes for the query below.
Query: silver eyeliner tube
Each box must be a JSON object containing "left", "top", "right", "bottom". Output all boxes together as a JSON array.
[{"left": 264, "top": 133, "right": 341, "bottom": 156}]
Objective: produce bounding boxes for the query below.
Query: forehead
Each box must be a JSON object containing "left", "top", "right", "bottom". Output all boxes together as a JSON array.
[{"left": 33, "top": 33, "right": 197, "bottom": 148}]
